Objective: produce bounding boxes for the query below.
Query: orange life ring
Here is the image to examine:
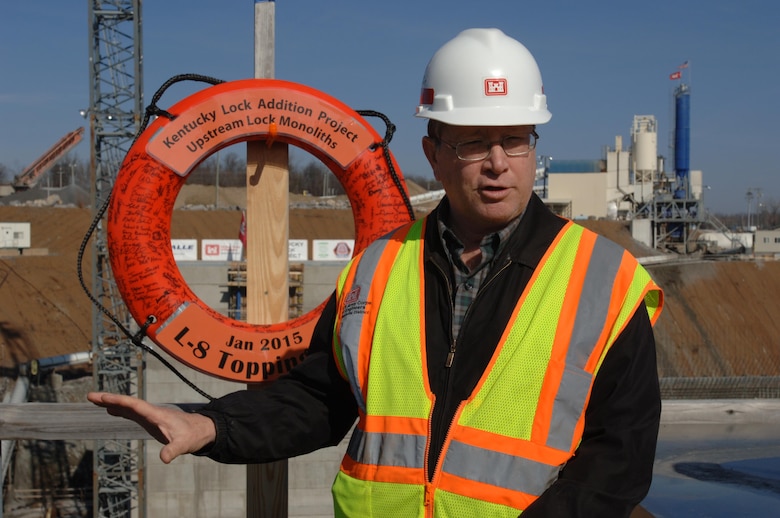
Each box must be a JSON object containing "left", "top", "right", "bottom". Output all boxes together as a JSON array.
[{"left": 107, "top": 78, "right": 413, "bottom": 383}]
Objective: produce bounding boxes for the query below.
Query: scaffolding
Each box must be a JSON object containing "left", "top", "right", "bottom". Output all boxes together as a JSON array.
[
  {"left": 227, "top": 263, "right": 305, "bottom": 321},
  {"left": 86, "top": 1, "right": 145, "bottom": 517}
]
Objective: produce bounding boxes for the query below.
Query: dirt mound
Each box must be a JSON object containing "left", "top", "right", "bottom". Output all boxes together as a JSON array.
[{"left": 649, "top": 260, "right": 780, "bottom": 377}]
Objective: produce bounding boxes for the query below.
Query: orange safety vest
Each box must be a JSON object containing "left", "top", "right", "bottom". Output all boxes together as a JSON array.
[{"left": 331, "top": 218, "right": 663, "bottom": 517}]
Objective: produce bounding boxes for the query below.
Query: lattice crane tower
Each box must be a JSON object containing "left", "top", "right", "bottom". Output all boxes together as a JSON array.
[{"left": 86, "top": 1, "right": 145, "bottom": 516}]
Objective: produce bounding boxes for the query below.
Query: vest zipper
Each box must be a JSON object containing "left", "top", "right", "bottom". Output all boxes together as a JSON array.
[
  {"left": 427, "top": 259, "right": 457, "bottom": 487},
  {"left": 432, "top": 259, "right": 457, "bottom": 369},
  {"left": 426, "top": 257, "right": 512, "bottom": 488},
  {"left": 445, "top": 339, "right": 456, "bottom": 368},
  {"left": 447, "top": 257, "right": 512, "bottom": 369}
]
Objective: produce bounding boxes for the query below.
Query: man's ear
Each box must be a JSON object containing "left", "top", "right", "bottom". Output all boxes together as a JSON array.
[{"left": 422, "top": 136, "right": 440, "bottom": 180}]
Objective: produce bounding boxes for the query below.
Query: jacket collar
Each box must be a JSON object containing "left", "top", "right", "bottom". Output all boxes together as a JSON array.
[{"left": 425, "top": 192, "right": 567, "bottom": 273}]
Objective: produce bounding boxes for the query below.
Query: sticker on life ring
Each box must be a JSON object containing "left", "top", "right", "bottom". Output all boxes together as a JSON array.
[{"left": 107, "top": 78, "right": 413, "bottom": 383}]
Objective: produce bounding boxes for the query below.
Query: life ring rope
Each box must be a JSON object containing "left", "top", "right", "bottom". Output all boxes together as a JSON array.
[
  {"left": 79, "top": 75, "right": 415, "bottom": 389},
  {"left": 355, "top": 109, "right": 415, "bottom": 219}
]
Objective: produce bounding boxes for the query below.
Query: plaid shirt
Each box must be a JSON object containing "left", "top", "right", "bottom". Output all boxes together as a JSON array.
[{"left": 437, "top": 209, "right": 522, "bottom": 340}]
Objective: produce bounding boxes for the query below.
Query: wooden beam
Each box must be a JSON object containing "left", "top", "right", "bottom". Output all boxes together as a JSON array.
[
  {"left": 0, "top": 403, "right": 195, "bottom": 440},
  {"left": 246, "top": 2, "right": 288, "bottom": 517},
  {"left": 660, "top": 399, "right": 780, "bottom": 424},
  {"left": 4, "top": 399, "right": 780, "bottom": 442},
  {"left": 245, "top": 140, "right": 289, "bottom": 518}
]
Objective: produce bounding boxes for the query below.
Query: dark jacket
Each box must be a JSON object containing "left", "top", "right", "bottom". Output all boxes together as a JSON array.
[{"left": 198, "top": 193, "right": 661, "bottom": 517}]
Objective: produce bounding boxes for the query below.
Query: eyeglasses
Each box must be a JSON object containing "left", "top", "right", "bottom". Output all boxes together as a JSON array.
[{"left": 438, "top": 131, "right": 539, "bottom": 161}]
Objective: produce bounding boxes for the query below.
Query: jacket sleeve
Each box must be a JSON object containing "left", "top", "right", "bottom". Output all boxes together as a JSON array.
[
  {"left": 521, "top": 302, "right": 661, "bottom": 518},
  {"left": 195, "top": 294, "right": 358, "bottom": 464}
]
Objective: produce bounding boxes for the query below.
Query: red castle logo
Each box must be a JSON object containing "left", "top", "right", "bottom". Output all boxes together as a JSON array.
[{"left": 485, "top": 78, "right": 507, "bottom": 96}]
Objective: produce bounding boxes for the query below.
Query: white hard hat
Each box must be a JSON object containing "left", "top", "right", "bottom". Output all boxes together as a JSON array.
[{"left": 415, "top": 28, "right": 552, "bottom": 126}]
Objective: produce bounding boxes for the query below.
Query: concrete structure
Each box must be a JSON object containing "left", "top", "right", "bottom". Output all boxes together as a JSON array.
[
  {"left": 144, "top": 261, "right": 351, "bottom": 517},
  {"left": 545, "top": 131, "right": 704, "bottom": 223},
  {"left": 546, "top": 160, "right": 607, "bottom": 219},
  {"left": 540, "top": 106, "right": 720, "bottom": 254}
]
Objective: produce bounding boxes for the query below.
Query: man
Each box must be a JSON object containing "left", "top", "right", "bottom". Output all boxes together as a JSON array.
[{"left": 90, "top": 28, "right": 663, "bottom": 517}]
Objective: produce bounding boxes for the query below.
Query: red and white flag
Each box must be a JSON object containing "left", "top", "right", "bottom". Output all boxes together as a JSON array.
[
  {"left": 669, "top": 71, "right": 682, "bottom": 80},
  {"left": 238, "top": 210, "right": 247, "bottom": 247}
]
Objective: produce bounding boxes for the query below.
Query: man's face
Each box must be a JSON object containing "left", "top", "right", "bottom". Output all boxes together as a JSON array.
[{"left": 423, "top": 124, "right": 537, "bottom": 237}]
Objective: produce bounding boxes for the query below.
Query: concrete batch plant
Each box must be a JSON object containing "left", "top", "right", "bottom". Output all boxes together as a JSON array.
[{"left": 536, "top": 80, "right": 729, "bottom": 255}]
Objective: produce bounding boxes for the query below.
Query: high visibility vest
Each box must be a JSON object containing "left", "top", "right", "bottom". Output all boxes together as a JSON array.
[{"left": 331, "top": 218, "right": 663, "bottom": 517}]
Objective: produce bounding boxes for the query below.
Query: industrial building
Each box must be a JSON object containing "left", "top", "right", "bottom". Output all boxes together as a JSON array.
[{"left": 535, "top": 82, "right": 729, "bottom": 255}]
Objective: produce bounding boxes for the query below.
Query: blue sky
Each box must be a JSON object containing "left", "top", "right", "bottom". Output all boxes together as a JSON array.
[{"left": 1, "top": 0, "right": 777, "bottom": 214}]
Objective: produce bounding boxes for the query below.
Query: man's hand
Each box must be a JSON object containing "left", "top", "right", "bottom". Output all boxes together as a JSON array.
[{"left": 87, "top": 392, "right": 217, "bottom": 464}]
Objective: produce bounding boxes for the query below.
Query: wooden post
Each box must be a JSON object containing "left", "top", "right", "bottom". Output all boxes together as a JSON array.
[{"left": 246, "top": 1, "right": 289, "bottom": 517}]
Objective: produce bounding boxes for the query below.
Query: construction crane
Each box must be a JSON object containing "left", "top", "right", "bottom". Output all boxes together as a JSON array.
[
  {"left": 86, "top": 1, "right": 145, "bottom": 517},
  {"left": 12, "top": 127, "right": 84, "bottom": 190}
]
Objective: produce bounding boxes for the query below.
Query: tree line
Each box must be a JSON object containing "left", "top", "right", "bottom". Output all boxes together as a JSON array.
[
  {"left": 2, "top": 152, "right": 777, "bottom": 230},
  {"left": 0, "top": 150, "right": 442, "bottom": 199}
]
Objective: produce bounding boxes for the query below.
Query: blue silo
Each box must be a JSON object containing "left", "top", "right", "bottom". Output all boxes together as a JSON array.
[{"left": 674, "top": 83, "right": 691, "bottom": 199}]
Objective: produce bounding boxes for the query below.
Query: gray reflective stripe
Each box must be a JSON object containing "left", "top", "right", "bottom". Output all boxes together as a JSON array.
[
  {"left": 442, "top": 440, "right": 559, "bottom": 496},
  {"left": 346, "top": 428, "right": 426, "bottom": 469},
  {"left": 547, "top": 235, "right": 625, "bottom": 451},
  {"left": 338, "top": 233, "right": 395, "bottom": 415}
]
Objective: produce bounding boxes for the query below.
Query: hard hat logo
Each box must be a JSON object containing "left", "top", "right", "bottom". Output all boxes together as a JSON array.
[
  {"left": 485, "top": 79, "right": 507, "bottom": 96},
  {"left": 415, "top": 28, "right": 552, "bottom": 127}
]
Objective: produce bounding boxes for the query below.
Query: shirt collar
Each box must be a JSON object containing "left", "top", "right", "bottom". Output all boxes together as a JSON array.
[{"left": 436, "top": 197, "right": 523, "bottom": 272}]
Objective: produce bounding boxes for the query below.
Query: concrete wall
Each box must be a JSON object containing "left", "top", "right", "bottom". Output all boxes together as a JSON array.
[
  {"left": 297, "top": 262, "right": 347, "bottom": 312},
  {"left": 145, "top": 261, "right": 351, "bottom": 517}
]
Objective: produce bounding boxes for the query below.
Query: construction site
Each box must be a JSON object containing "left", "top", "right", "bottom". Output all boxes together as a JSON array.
[
  {"left": 2, "top": 2, "right": 780, "bottom": 518},
  {"left": 2, "top": 186, "right": 780, "bottom": 517}
]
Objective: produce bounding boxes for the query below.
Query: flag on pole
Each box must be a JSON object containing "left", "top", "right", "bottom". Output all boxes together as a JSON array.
[
  {"left": 238, "top": 210, "right": 247, "bottom": 246},
  {"left": 669, "top": 71, "right": 682, "bottom": 80},
  {"left": 678, "top": 60, "right": 689, "bottom": 69}
]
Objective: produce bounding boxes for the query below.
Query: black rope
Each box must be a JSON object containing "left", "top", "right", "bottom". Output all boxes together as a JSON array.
[
  {"left": 138, "top": 73, "right": 226, "bottom": 143},
  {"left": 77, "top": 74, "right": 227, "bottom": 403},
  {"left": 357, "top": 110, "right": 416, "bottom": 222}
]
